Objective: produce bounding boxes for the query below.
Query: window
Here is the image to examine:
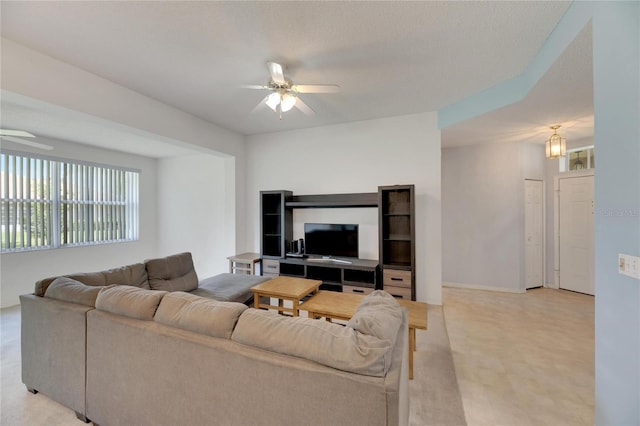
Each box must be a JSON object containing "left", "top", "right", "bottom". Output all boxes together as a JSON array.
[
  {"left": 1, "top": 151, "right": 139, "bottom": 252},
  {"left": 559, "top": 145, "right": 595, "bottom": 172}
]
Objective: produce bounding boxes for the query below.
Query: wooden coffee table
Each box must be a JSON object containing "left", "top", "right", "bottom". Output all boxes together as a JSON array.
[
  {"left": 251, "top": 276, "right": 322, "bottom": 317},
  {"left": 301, "top": 290, "right": 427, "bottom": 379}
]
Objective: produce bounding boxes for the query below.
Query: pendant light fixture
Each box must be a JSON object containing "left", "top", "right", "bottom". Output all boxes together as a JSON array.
[
  {"left": 573, "top": 151, "right": 584, "bottom": 169},
  {"left": 545, "top": 125, "right": 567, "bottom": 159},
  {"left": 265, "top": 90, "right": 298, "bottom": 119}
]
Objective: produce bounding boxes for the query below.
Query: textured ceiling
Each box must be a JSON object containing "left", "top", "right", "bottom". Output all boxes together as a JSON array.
[
  {"left": 0, "top": 1, "right": 576, "bottom": 147},
  {"left": 442, "top": 23, "right": 594, "bottom": 148}
]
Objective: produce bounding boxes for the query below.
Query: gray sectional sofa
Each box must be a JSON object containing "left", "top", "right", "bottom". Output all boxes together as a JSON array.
[{"left": 20, "top": 253, "right": 409, "bottom": 426}]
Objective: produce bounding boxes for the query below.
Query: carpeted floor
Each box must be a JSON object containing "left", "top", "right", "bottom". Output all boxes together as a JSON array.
[{"left": 1, "top": 303, "right": 466, "bottom": 426}]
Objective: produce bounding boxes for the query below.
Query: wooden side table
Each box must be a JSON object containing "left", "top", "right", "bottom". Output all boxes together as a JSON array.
[
  {"left": 301, "top": 291, "right": 427, "bottom": 379},
  {"left": 250, "top": 276, "right": 322, "bottom": 317},
  {"left": 227, "top": 252, "right": 261, "bottom": 275}
]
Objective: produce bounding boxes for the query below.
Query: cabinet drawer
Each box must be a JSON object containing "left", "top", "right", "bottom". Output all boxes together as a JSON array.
[
  {"left": 383, "top": 269, "right": 411, "bottom": 288},
  {"left": 262, "top": 272, "right": 279, "bottom": 278},
  {"left": 342, "top": 285, "right": 374, "bottom": 296},
  {"left": 262, "top": 259, "right": 280, "bottom": 275},
  {"left": 384, "top": 285, "right": 412, "bottom": 300}
]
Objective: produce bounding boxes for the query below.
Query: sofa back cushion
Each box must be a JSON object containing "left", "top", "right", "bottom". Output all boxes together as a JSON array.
[
  {"left": 96, "top": 286, "right": 166, "bottom": 321},
  {"left": 154, "top": 292, "right": 248, "bottom": 339},
  {"left": 145, "top": 252, "right": 199, "bottom": 292},
  {"left": 34, "top": 263, "right": 150, "bottom": 296},
  {"left": 44, "top": 276, "right": 109, "bottom": 307},
  {"left": 347, "top": 290, "right": 403, "bottom": 351},
  {"left": 231, "top": 291, "right": 405, "bottom": 377},
  {"left": 101, "top": 263, "right": 150, "bottom": 289}
]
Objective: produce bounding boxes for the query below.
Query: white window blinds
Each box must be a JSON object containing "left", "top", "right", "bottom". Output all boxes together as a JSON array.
[{"left": 1, "top": 152, "right": 139, "bottom": 252}]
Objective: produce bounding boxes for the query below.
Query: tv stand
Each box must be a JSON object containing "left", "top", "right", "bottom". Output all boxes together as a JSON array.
[
  {"left": 279, "top": 257, "right": 379, "bottom": 294},
  {"left": 259, "top": 186, "right": 416, "bottom": 300},
  {"left": 306, "top": 257, "right": 352, "bottom": 265}
]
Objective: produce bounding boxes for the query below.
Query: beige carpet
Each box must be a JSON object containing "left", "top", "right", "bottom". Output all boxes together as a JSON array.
[{"left": 1, "top": 303, "right": 467, "bottom": 426}]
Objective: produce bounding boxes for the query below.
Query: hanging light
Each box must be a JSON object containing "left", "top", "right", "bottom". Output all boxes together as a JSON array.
[
  {"left": 265, "top": 92, "right": 281, "bottom": 111},
  {"left": 545, "top": 125, "right": 567, "bottom": 159},
  {"left": 265, "top": 91, "right": 297, "bottom": 115},
  {"left": 573, "top": 151, "right": 584, "bottom": 169},
  {"left": 280, "top": 93, "right": 297, "bottom": 112}
]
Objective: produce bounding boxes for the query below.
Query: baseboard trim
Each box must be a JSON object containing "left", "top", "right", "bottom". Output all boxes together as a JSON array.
[{"left": 443, "top": 282, "right": 526, "bottom": 294}]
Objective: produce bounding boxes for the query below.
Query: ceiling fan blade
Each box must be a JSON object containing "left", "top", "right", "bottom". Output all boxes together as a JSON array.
[
  {"left": 267, "top": 61, "right": 285, "bottom": 85},
  {"left": 294, "top": 97, "right": 315, "bottom": 116},
  {"left": 292, "top": 84, "right": 340, "bottom": 94},
  {"left": 1, "top": 135, "right": 53, "bottom": 150},
  {"left": 241, "top": 85, "right": 270, "bottom": 90},
  {"left": 250, "top": 96, "right": 270, "bottom": 114},
  {"left": 0, "top": 129, "right": 36, "bottom": 138}
]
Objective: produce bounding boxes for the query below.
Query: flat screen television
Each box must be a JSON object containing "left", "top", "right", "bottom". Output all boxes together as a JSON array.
[{"left": 304, "top": 223, "right": 359, "bottom": 258}]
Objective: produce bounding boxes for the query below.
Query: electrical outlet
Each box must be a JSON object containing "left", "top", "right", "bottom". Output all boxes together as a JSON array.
[{"left": 618, "top": 254, "right": 640, "bottom": 280}]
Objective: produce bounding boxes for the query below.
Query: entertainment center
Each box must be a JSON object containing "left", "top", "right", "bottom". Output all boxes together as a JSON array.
[{"left": 260, "top": 185, "right": 416, "bottom": 300}]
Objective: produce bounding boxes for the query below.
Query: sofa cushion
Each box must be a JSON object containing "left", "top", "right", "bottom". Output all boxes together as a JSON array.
[
  {"left": 96, "top": 286, "right": 167, "bottom": 321},
  {"left": 155, "top": 292, "right": 248, "bottom": 339},
  {"left": 145, "top": 252, "right": 199, "bottom": 292},
  {"left": 34, "top": 263, "right": 150, "bottom": 296},
  {"left": 347, "top": 290, "right": 403, "bottom": 353},
  {"left": 191, "top": 273, "right": 271, "bottom": 303},
  {"left": 101, "top": 263, "right": 150, "bottom": 289},
  {"left": 231, "top": 305, "right": 403, "bottom": 377},
  {"left": 44, "top": 277, "right": 107, "bottom": 307}
]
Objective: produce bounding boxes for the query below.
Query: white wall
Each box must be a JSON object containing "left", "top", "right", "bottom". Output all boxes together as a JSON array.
[
  {"left": 1, "top": 38, "right": 249, "bottom": 304},
  {"left": 1, "top": 37, "right": 248, "bottom": 255},
  {"left": 0, "top": 137, "right": 158, "bottom": 308},
  {"left": 156, "top": 154, "right": 235, "bottom": 278},
  {"left": 245, "top": 112, "right": 442, "bottom": 304},
  {"left": 592, "top": 2, "right": 640, "bottom": 423},
  {"left": 442, "top": 141, "right": 545, "bottom": 292}
]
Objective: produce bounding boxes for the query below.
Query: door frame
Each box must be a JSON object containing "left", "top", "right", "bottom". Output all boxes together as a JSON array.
[
  {"left": 553, "top": 170, "right": 595, "bottom": 289},
  {"left": 524, "top": 179, "right": 545, "bottom": 290}
]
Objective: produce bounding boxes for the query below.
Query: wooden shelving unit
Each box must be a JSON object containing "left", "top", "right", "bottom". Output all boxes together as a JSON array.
[
  {"left": 285, "top": 193, "right": 378, "bottom": 208},
  {"left": 260, "top": 191, "right": 292, "bottom": 259},
  {"left": 259, "top": 186, "right": 416, "bottom": 299},
  {"left": 379, "top": 185, "right": 415, "bottom": 300}
]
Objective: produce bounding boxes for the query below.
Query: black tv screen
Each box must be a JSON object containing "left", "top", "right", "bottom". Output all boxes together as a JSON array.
[{"left": 304, "top": 223, "right": 359, "bottom": 258}]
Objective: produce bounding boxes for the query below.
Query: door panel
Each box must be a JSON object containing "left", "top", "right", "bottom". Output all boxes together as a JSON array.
[
  {"left": 525, "top": 180, "right": 544, "bottom": 289},
  {"left": 559, "top": 176, "right": 594, "bottom": 295}
]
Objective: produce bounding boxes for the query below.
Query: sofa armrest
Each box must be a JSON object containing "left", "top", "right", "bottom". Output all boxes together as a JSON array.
[{"left": 20, "top": 294, "right": 93, "bottom": 416}]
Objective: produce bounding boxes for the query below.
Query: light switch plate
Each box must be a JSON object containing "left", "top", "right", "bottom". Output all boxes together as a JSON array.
[{"left": 618, "top": 254, "right": 640, "bottom": 280}]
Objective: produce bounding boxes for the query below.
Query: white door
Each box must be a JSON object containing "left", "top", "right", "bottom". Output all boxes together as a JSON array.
[
  {"left": 559, "top": 175, "right": 594, "bottom": 295},
  {"left": 525, "top": 180, "right": 544, "bottom": 289}
]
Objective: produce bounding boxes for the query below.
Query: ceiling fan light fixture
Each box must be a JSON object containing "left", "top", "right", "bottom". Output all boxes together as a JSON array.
[
  {"left": 266, "top": 92, "right": 281, "bottom": 111},
  {"left": 545, "top": 125, "right": 566, "bottom": 159},
  {"left": 280, "top": 93, "right": 297, "bottom": 112}
]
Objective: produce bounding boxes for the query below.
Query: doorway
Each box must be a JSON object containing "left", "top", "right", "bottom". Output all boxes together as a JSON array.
[
  {"left": 525, "top": 179, "right": 544, "bottom": 289},
  {"left": 557, "top": 174, "right": 595, "bottom": 295}
]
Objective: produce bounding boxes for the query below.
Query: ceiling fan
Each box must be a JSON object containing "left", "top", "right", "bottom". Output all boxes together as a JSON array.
[
  {"left": 0, "top": 129, "right": 53, "bottom": 150},
  {"left": 243, "top": 61, "right": 339, "bottom": 119}
]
